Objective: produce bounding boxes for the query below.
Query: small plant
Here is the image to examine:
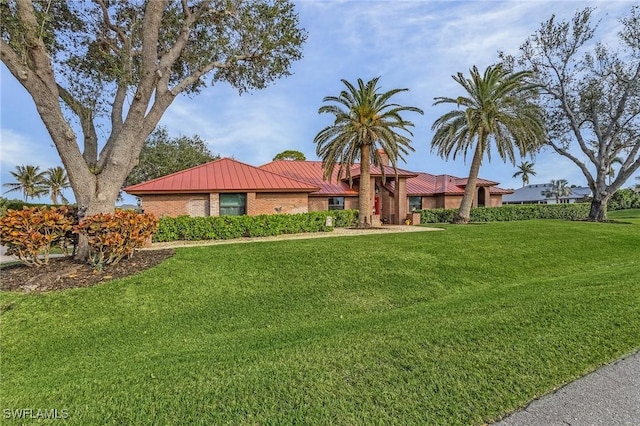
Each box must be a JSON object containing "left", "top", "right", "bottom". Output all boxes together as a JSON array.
[
  {"left": 0, "top": 206, "right": 76, "bottom": 267},
  {"left": 75, "top": 211, "right": 158, "bottom": 269}
]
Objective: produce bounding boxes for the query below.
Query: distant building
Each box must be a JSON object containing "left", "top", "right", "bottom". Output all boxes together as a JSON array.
[{"left": 503, "top": 183, "right": 591, "bottom": 205}]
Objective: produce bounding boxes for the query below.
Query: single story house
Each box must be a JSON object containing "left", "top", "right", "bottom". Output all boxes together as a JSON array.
[
  {"left": 502, "top": 183, "right": 591, "bottom": 205},
  {"left": 124, "top": 154, "right": 512, "bottom": 224}
]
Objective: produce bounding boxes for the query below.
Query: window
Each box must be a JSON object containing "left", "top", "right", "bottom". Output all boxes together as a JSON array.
[
  {"left": 219, "top": 193, "right": 246, "bottom": 216},
  {"left": 328, "top": 197, "right": 345, "bottom": 210},
  {"left": 409, "top": 196, "right": 422, "bottom": 212}
]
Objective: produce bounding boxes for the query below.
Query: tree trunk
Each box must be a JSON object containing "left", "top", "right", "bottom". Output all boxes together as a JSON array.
[
  {"left": 454, "top": 141, "right": 484, "bottom": 224},
  {"left": 72, "top": 168, "right": 128, "bottom": 260},
  {"left": 357, "top": 146, "right": 372, "bottom": 228},
  {"left": 586, "top": 176, "right": 613, "bottom": 222},
  {"left": 588, "top": 191, "right": 612, "bottom": 222},
  {"left": 588, "top": 198, "right": 608, "bottom": 222}
]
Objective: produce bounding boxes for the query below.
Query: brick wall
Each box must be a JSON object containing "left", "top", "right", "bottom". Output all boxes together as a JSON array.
[
  {"left": 489, "top": 195, "right": 503, "bottom": 207},
  {"left": 252, "top": 193, "right": 309, "bottom": 215},
  {"left": 308, "top": 197, "right": 327, "bottom": 211},
  {"left": 421, "top": 196, "right": 437, "bottom": 209},
  {"left": 141, "top": 194, "right": 209, "bottom": 217},
  {"left": 344, "top": 197, "right": 358, "bottom": 210}
]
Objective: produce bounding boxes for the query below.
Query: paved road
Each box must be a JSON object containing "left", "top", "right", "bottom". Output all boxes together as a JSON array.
[{"left": 494, "top": 349, "right": 640, "bottom": 425}]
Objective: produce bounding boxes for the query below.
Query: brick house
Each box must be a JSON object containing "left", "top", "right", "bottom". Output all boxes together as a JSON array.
[{"left": 124, "top": 156, "right": 512, "bottom": 224}]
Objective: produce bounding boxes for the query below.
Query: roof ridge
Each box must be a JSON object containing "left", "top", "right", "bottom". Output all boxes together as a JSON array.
[{"left": 123, "top": 157, "right": 227, "bottom": 190}]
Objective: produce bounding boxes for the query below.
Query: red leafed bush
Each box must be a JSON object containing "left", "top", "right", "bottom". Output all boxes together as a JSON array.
[
  {"left": 0, "top": 206, "right": 76, "bottom": 267},
  {"left": 75, "top": 211, "right": 158, "bottom": 268}
]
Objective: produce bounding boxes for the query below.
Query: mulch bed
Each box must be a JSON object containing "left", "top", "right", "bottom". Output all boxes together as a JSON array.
[{"left": 0, "top": 249, "right": 175, "bottom": 293}]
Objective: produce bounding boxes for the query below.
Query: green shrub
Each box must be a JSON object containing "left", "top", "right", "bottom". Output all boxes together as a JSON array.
[
  {"left": 608, "top": 189, "right": 640, "bottom": 211},
  {"left": 154, "top": 210, "right": 358, "bottom": 243},
  {"left": 418, "top": 204, "right": 591, "bottom": 223}
]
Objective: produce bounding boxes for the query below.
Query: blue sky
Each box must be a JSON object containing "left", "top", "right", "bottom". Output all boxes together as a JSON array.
[{"left": 1, "top": 0, "right": 638, "bottom": 204}]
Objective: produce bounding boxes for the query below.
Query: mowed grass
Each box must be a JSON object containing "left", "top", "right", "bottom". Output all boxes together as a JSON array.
[{"left": 1, "top": 215, "right": 639, "bottom": 425}]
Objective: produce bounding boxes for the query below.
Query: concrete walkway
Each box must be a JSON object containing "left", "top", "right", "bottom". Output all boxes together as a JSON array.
[
  {"left": 493, "top": 349, "right": 640, "bottom": 425},
  {"left": 148, "top": 224, "right": 443, "bottom": 250},
  {"left": 0, "top": 225, "right": 443, "bottom": 262}
]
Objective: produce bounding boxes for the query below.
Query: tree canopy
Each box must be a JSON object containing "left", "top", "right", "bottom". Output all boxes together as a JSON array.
[
  {"left": 273, "top": 150, "right": 306, "bottom": 161},
  {"left": 513, "top": 161, "right": 536, "bottom": 187},
  {"left": 504, "top": 6, "right": 640, "bottom": 221},
  {"left": 542, "top": 179, "right": 572, "bottom": 203},
  {"left": 2, "top": 165, "right": 47, "bottom": 202},
  {"left": 1, "top": 0, "right": 306, "bottom": 258},
  {"left": 125, "top": 127, "right": 218, "bottom": 187}
]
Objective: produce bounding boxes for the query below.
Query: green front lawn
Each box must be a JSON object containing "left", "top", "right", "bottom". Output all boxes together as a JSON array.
[{"left": 1, "top": 217, "right": 639, "bottom": 425}]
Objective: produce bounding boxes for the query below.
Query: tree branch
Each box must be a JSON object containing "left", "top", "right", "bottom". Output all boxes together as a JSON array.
[
  {"left": 547, "top": 139, "right": 595, "bottom": 189},
  {"left": 96, "top": 0, "right": 128, "bottom": 47},
  {"left": 603, "top": 61, "right": 640, "bottom": 143},
  {"left": 7, "top": 1, "right": 91, "bottom": 189},
  {"left": 57, "top": 84, "right": 98, "bottom": 164}
]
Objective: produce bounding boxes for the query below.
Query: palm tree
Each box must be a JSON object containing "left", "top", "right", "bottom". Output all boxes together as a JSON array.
[
  {"left": 2, "top": 165, "right": 47, "bottom": 201},
  {"left": 43, "top": 166, "right": 70, "bottom": 204},
  {"left": 431, "top": 64, "right": 546, "bottom": 224},
  {"left": 314, "top": 77, "right": 423, "bottom": 227},
  {"left": 542, "top": 179, "right": 572, "bottom": 203},
  {"left": 513, "top": 161, "right": 536, "bottom": 187}
]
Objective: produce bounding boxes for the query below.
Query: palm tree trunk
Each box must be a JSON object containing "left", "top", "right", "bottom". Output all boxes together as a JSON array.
[
  {"left": 357, "top": 146, "right": 372, "bottom": 228},
  {"left": 454, "top": 140, "right": 484, "bottom": 224}
]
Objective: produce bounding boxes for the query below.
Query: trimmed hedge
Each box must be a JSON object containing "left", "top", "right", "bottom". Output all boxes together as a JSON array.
[
  {"left": 419, "top": 203, "right": 591, "bottom": 223},
  {"left": 154, "top": 210, "right": 358, "bottom": 242}
]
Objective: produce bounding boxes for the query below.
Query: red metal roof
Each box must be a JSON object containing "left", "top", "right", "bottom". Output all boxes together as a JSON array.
[
  {"left": 401, "top": 173, "right": 513, "bottom": 196},
  {"left": 125, "top": 157, "right": 511, "bottom": 197},
  {"left": 261, "top": 161, "right": 511, "bottom": 196},
  {"left": 124, "top": 158, "right": 319, "bottom": 194},
  {"left": 350, "top": 164, "right": 418, "bottom": 179},
  {"left": 260, "top": 160, "right": 359, "bottom": 196}
]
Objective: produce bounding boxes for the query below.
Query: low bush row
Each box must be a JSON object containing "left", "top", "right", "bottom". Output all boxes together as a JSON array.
[
  {"left": 153, "top": 210, "right": 358, "bottom": 242},
  {"left": 419, "top": 203, "right": 591, "bottom": 223},
  {"left": 0, "top": 207, "right": 157, "bottom": 269}
]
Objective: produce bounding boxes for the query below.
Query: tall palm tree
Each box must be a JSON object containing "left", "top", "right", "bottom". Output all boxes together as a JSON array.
[
  {"left": 314, "top": 77, "right": 423, "bottom": 227},
  {"left": 43, "top": 166, "right": 70, "bottom": 204},
  {"left": 542, "top": 179, "right": 572, "bottom": 203},
  {"left": 513, "top": 161, "right": 536, "bottom": 187},
  {"left": 431, "top": 64, "right": 546, "bottom": 224},
  {"left": 2, "top": 165, "right": 47, "bottom": 201}
]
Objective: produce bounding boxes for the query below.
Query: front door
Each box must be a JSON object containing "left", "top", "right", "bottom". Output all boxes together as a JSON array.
[{"left": 374, "top": 196, "right": 380, "bottom": 215}]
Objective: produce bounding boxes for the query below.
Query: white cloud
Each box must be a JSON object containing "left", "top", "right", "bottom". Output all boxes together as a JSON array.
[{"left": 0, "top": 129, "right": 60, "bottom": 177}]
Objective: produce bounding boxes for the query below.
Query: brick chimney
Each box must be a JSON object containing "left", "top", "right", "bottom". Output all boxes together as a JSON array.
[{"left": 377, "top": 149, "right": 389, "bottom": 166}]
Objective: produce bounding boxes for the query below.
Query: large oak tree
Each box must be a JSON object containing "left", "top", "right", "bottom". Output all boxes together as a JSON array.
[
  {"left": 505, "top": 7, "right": 640, "bottom": 221},
  {"left": 1, "top": 0, "right": 306, "bottom": 257}
]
